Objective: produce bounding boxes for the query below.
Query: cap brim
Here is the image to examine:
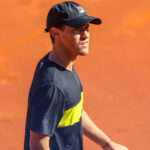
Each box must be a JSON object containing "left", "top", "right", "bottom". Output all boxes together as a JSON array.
[{"left": 65, "top": 15, "right": 102, "bottom": 27}]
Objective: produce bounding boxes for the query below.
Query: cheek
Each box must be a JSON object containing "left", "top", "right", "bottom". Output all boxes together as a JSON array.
[
  {"left": 65, "top": 35, "right": 80, "bottom": 47},
  {"left": 73, "top": 35, "right": 80, "bottom": 45}
]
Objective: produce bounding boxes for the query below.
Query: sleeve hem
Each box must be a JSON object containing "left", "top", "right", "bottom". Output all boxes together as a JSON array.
[{"left": 30, "top": 128, "right": 53, "bottom": 137}]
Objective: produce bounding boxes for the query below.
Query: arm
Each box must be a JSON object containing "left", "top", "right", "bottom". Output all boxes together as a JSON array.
[
  {"left": 82, "top": 110, "right": 110, "bottom": 147},
  {"left": 29, "top": 130, "right": 50, "bottom": 150},
  {"left": 28, "top": 85, "right": 65, "bottom": 150},
  {"left": 82, "top": 110, "right": 128, "bottom": 150}
]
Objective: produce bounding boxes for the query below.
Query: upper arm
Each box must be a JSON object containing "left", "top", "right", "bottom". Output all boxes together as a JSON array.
[
  {"left": 30, "top": 84, "right": 65, "bottom": 136},
  {"left": 29, "top": 130, "right": 50, "bottom": 150}
]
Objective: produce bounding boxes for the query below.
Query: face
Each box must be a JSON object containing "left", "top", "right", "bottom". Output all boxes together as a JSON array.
[{"left": 57, "top": 24, "right": 90, "bottom": 57}]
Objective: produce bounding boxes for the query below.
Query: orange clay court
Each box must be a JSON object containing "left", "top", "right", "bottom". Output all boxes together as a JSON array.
[{"left": 0, "top": 0, "right": 150, "bottom": 150}]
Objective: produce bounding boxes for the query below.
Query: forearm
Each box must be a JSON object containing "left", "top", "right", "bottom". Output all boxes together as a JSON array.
[
  {"left": 29, "top": 140, "right": 50, "bottom": 150},
  {"left": 82, "top": 110, "right": 111, "bottom": 147},
  {"left": 29, "top": 130, "right": 50, "bottom": 150}
]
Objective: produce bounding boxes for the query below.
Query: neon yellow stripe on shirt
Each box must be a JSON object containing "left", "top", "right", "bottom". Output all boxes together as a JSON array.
[{"left": 58, "top": 92, "right": 83, "bottom": 127}]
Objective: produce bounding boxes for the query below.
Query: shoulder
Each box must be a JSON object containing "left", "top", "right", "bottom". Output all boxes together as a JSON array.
[{"left": 30, "top": 53, "right": 69, "bottom": 95}]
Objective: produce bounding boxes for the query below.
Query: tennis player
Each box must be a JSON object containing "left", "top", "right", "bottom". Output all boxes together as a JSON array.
[{"left": 24, "top": 1, "right": 128, "bottom": 150}]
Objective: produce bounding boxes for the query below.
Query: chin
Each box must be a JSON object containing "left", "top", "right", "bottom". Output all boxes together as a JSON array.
[{"left": 79, "top": 48, "right": 89, "bottom": 56}]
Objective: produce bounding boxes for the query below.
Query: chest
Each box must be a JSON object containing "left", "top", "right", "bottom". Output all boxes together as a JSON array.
[{"left": 61, "top": 71, "right": 83, "bottom": 110}]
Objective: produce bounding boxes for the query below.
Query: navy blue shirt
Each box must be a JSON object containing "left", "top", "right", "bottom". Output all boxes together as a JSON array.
[{"left": 24, "top": 53, "right": 84, "bottom": 150}]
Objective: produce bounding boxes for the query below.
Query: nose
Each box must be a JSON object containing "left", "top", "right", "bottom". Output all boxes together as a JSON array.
[{"left": 80, "top": 29, "right": 89, "bottom": 39}]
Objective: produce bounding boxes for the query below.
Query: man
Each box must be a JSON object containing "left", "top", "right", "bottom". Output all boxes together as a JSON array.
[{"left": 24, "top": 1, "right": 128, "bottom": 150}]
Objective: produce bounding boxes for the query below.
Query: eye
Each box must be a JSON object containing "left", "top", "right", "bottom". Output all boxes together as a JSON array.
[
  {"left": 85, "top": 24, "right": 89, "bottom": 30},
  {"left": 73, "top": 27, "right": 81, "bottom": 31},
  {"left": 81, "top": 26, "right": 89, "bottom": 32},
  {"left": 85, "top": 26, "right": 89, "bottom": 31}
]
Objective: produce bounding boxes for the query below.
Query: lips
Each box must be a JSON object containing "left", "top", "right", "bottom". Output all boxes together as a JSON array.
[{"left": 80, "top": 41, "right": 89, "bottom": 45}]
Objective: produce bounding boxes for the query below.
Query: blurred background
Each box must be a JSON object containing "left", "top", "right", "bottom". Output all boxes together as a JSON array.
[{"left": 0, "top": 0, "right": 150, "bottom": 149}]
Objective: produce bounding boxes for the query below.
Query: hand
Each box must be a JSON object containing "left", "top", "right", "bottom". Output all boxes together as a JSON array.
[{"left": 102, "top": 141, "right": 128, "bottom": 150}]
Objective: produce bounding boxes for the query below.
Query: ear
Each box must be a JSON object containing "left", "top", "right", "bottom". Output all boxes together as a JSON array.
[{"left": 50, "top": 27, "right": 60, "bottom": 39}]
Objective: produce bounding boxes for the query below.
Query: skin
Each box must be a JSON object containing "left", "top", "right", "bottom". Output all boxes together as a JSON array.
[
  {"left": 29, "top": 131, "right": 50, "bottom": 150},
  {"left": 29, "top": 24, "right": 128, "bottom": 150},
  {"left": 82, "top": 110, "right": 128, "bottom": 150},
  {"left": 48, "top": 24, "right": 90, "bottom": 71}
]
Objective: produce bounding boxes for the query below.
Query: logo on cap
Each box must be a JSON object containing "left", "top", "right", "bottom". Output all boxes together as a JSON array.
[{"left": 76, "top": 6, "right": 85, "bottom": 14}]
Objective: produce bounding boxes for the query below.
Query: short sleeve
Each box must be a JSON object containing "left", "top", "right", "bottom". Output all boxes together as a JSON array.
[{"left": 30, "top": 84, "right": 65, "bottom": 136}]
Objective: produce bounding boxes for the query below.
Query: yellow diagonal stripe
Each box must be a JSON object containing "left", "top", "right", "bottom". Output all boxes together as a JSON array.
[{"left": 58, "top": 92, "right": 83, "bottom": 127}]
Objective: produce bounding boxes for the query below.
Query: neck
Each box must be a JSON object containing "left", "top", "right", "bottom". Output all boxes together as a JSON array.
[{"left": 49, "top": 46, "right": 77, "bottom": 71}]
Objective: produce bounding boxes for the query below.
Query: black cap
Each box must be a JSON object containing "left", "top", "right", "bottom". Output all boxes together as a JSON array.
[{"left": 44, "top": 1, "right": 102, "bottom": 32}]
